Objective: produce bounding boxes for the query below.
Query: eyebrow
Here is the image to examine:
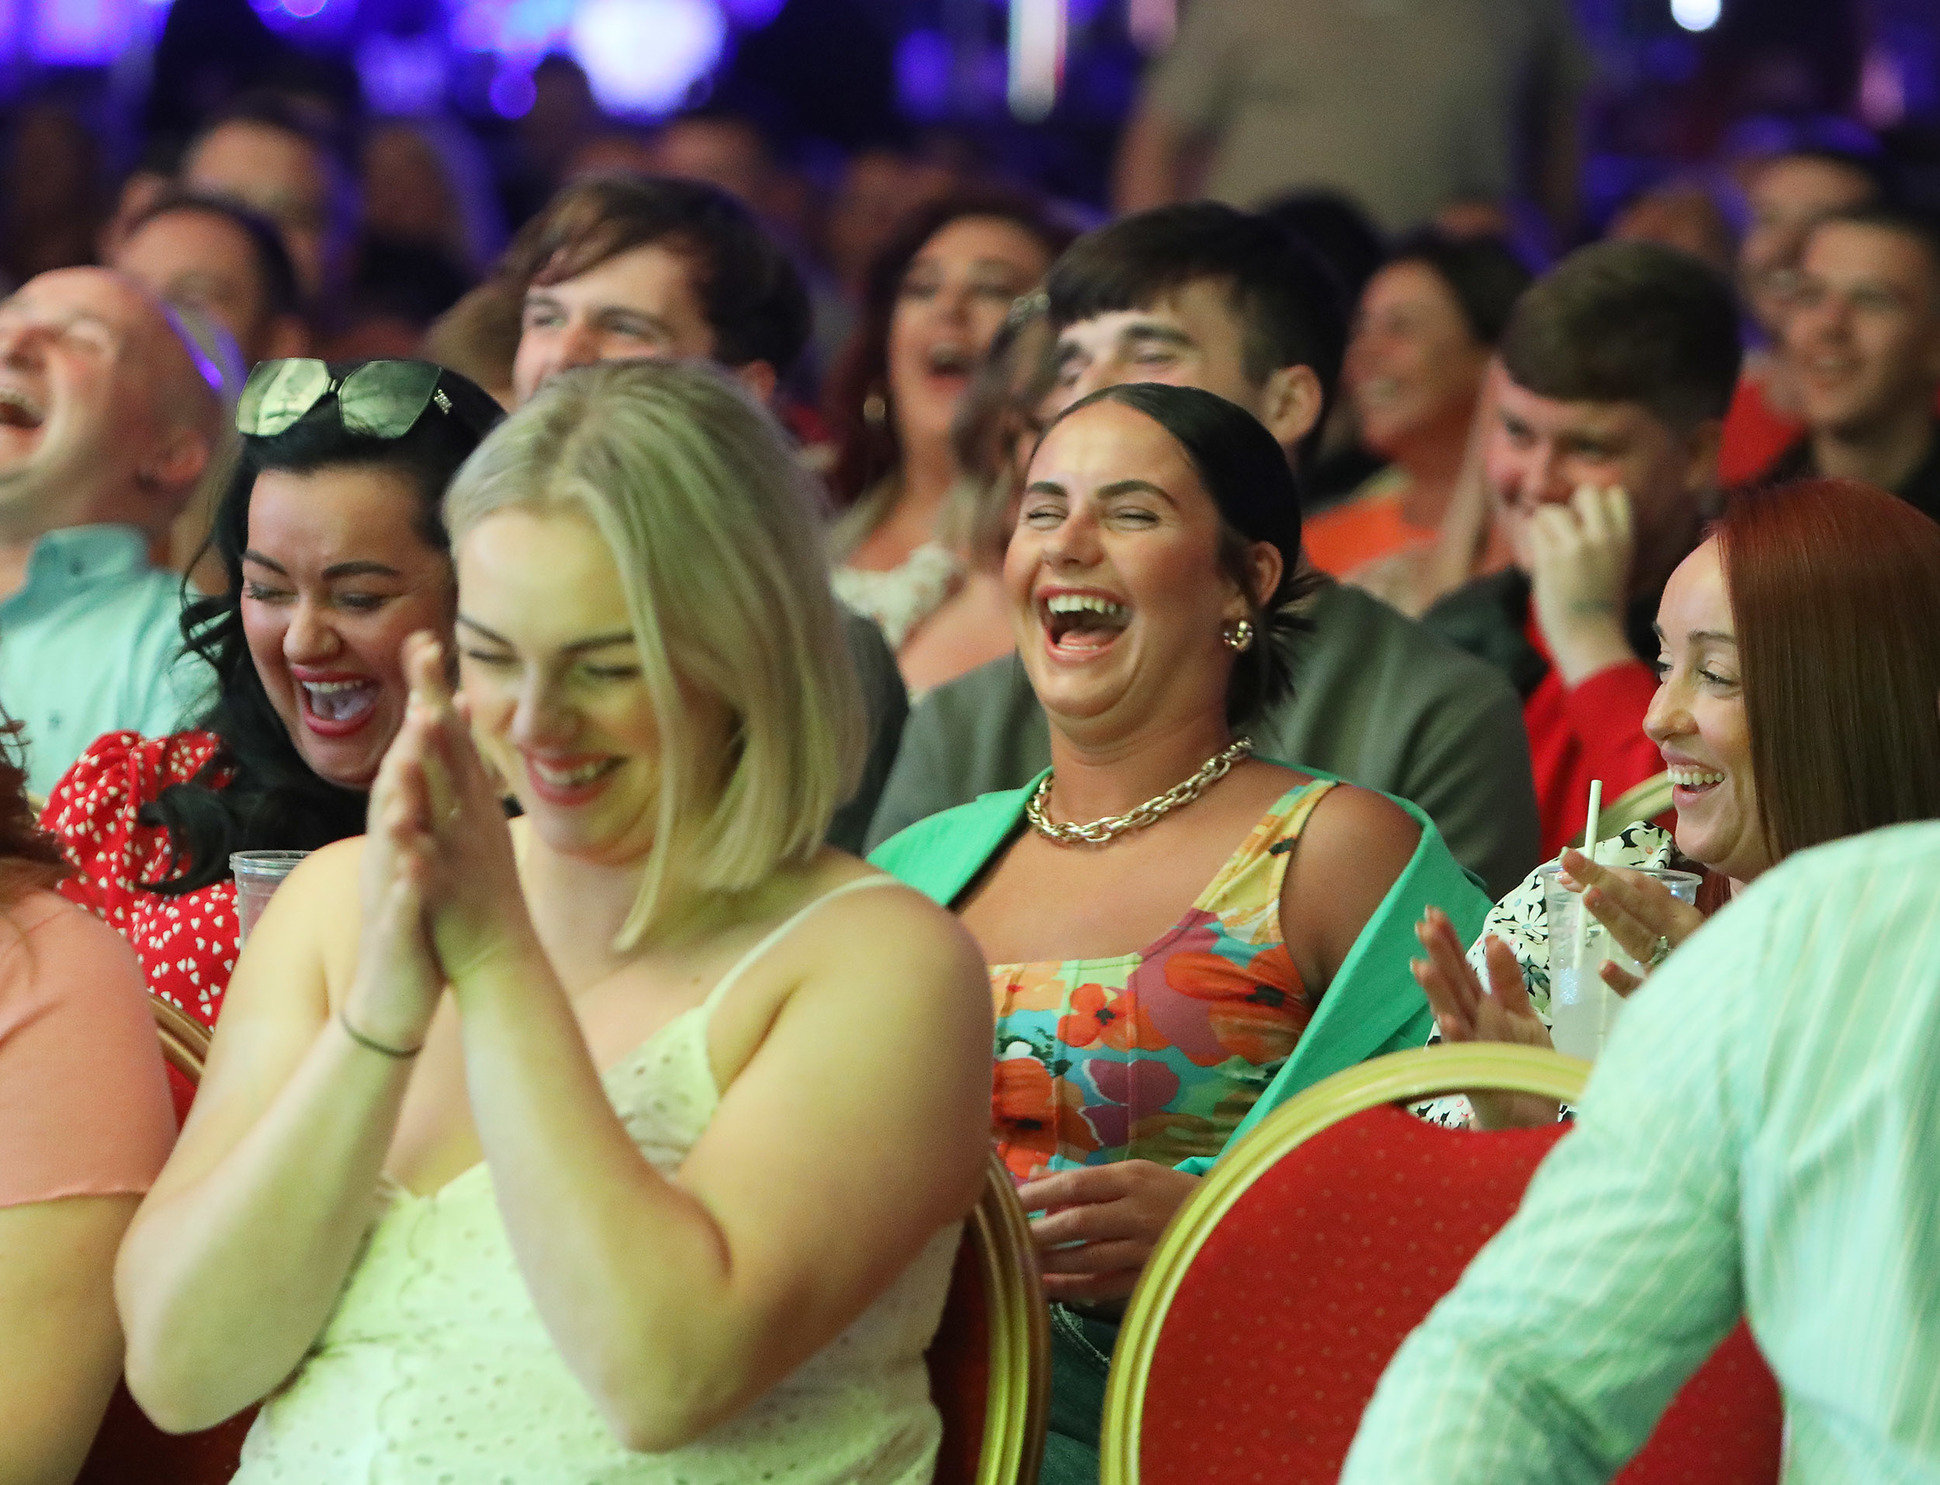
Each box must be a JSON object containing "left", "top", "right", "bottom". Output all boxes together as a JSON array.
[
  {"left": 242, "top": 551, "right": 404, "bottom": 581},
  {"left": 1022, "top": 477, "right": 1178, "bottom": 507},
  {"left": 456, "top": 615, "right": 637, "bottom": 653},
  {"left": 1651, "top": 623, "right": 1738, "bottom": 645},
  {"left": 1119, "top": 324, "right": 1194, "bottom": 350}
]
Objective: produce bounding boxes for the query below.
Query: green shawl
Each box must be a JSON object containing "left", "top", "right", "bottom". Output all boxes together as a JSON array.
[{"left": 868, "top": 766, "right": 1492, "bottom": 1175}]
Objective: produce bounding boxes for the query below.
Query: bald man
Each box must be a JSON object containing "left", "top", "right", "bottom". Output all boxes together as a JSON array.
[{"left": 0, "top": 268, "right": 228, "bottom": 794}]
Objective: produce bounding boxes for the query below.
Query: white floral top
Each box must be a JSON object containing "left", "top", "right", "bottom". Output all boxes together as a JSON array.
[
  {"left": 833, "top": 542, "right": 965, "bottom": 651},
  {"left": 1418, "top": 821, "right": 1682, "bottom": 1128}
]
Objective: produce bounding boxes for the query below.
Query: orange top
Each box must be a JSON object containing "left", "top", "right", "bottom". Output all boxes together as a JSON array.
[
  {"left": 1304, "top": 469, "right": 1437, "bottom": 578},
  {"left": 0, "top": 890, "right": 174, "bottom": 1208}
]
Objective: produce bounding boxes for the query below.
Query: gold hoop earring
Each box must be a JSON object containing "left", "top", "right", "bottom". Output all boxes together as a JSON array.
[{"left": 1223, "top": 619, "right": 1255, "bottom": 653}]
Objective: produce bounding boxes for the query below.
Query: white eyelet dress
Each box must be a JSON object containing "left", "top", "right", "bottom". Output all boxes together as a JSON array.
[{"left": 234, "top": 876, "right": 959, "bottom": 1484}]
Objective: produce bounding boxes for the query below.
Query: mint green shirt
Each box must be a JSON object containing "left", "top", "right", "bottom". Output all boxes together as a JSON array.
[
  {"left": 1342, "top": 821, "right": 1940, "bottom": 1484},
  {"left": 0, "top": 526, "right": 209, "bottom": 798}
]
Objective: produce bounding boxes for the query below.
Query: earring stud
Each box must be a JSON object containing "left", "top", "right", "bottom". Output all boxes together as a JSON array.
[{"left": 1223, "top": 619, "right": 1255, "bottom": 653}]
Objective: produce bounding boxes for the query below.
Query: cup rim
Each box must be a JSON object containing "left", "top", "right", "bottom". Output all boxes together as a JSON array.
[{"left": 1536, "top": 862, "right": 1702, "bottom": 887}]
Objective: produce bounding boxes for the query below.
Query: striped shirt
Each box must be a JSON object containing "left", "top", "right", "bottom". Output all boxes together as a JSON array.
[{"left": 1342, "top": 820, "right": 1940, "bottom": 1484}]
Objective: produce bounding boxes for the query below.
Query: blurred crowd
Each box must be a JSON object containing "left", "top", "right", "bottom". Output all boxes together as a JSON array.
[{"left": 2, "top": 9, "right": 1940, "bottom": 1485}]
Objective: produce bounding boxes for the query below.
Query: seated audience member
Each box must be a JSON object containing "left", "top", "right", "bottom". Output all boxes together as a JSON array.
[
  {"left": 869, "top": 203, "right": 1542, "bottom": 901},
  {"left": 1758, "top": 207, "right": 1940, "bottom": 521},
  {"left": 1719, "top": 146, "right": 1882, "bottom": 484},
  {"left": 873, "top": 381, "right": 1489, "bottom": 1485},
  {"left": 1417, "top": 477, "right": 1940, "bottom": 1128},
  {"left": 111, "top": 191, "right": 312, "bottom": 367},
  {"left": 116, "top": 361, "right": 991, "bottom": 1483},
  {"left": 0, "top": 268, "right": 231, "bottom": 797},
  {"left": 181, "top": 93, "right": 359, "bottom": 317},
  {"left": 1422, "top": 240, "right": 1742, "bottom": 858},
  {"left": 0, "top": 719, "right": 176, "bottom": 1485},
  {"left": 887, "top": 294, "right": 1060, "bottom": 693},
  {"left": 823, "top": 192, "right": 1075, "bottom": 691},
  {"left": 1342, "top": 821, "right": 1940, "bottom": 1483},
  {"left": 1308, "top": 232, "right": 1531, "bottom": 612},
  {"left": 361, "top": 117, "right": 506, "bottom": 278},
  {"left": 42, "top": 358, "right": 501, "bottom": 1029},
  {"left": 501, "top": 172, "right": 909, "bottom": 850},
  {"left": 1605, "top": 179, "right": 1737, "bottom": 276}
]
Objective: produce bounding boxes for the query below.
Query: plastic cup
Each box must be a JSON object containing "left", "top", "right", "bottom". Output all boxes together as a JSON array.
[
  {"left": 1540, "top": 864, "right": 1701, "bottom": 1061},
  {"left": 231, "top": 850, "right": 311, "bottom": 946}
]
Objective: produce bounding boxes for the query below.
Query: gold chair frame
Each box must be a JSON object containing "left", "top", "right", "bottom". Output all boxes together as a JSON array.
[
  {"left": 1098, "top": 1044, "right": 1591, "bottom": 1485},
  {"left": 961, "top": 1151, "right": 1052, "bottom": 1485},
  {"left": 150, "top": 996, "right": 211, "bottom": 1084}
]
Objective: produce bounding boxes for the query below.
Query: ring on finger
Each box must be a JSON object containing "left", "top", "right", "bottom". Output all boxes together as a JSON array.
[{"left": 1647, "top": 935, "right": 1671, "bottom": 970}]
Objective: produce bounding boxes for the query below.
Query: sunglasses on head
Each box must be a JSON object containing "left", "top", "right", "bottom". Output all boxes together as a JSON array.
[{"left": 236, "top": 358, "right": 454, "bottom": 440}]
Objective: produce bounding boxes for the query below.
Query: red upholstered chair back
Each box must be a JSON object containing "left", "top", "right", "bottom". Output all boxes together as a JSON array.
[
  {"left": 1101, "top": 1046, "right": 1782, "bottom": 1485},
  {"left": 75, "top": 1386, "right": 254, "bottom": 1485},
  {"left": 74, "top": 1000, "right": 256, "bottom": 1485},
  {"left": 926, "top": 1152, "right": 1052, "bottom": 1485}
]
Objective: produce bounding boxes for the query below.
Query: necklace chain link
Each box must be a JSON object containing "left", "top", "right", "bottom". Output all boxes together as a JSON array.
[{"left": 1025, "top": 738, "right": 1253, "bottom": 847}]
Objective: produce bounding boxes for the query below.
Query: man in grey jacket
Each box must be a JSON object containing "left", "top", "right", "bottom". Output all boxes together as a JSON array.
[{"left": 867, "top": 204, "right": 1539, "bottom": 898}]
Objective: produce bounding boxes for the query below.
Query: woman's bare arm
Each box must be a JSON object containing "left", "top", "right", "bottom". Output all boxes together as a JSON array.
[
  {"left": 115, "top": 840, "right": 432, "bottom": 1432},
  {"left": 0, "top": 1194, "right": 138, "bottom": 1484}
]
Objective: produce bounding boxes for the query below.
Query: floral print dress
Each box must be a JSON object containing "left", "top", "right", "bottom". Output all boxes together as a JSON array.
[{"left": 989, "top": 780, "right": 1334, "bottom": 1181}]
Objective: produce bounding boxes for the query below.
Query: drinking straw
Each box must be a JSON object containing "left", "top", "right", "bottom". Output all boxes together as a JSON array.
[{"left": 1570, "top": 778, "right": 1603, "bottom": 985}]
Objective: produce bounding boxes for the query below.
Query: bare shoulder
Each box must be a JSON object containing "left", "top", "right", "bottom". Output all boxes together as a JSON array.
[
  {"left": 225, "top": 835, "right": 367, "bottom": 1006},
  {"left": 1304, "top": 781, "right": 1421, "bottom": 860},
  {"left": 799, "top": 856, "right": 986, "bottom": 975},
  {"left": 781, "top": 856, "right": 989, "bottom": 1021}
]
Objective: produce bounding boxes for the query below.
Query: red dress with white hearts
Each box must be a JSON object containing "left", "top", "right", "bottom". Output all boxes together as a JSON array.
[{"left": 41, "top": 730, "right": 239, "bottom": 1032}]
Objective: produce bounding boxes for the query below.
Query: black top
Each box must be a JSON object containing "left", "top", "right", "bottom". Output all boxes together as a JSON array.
[{"left": 1758, "top": 418, "right": 1940, "bottom": 526}]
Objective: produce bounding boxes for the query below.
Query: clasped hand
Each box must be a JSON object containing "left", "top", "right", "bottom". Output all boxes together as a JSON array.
[
  {"left": 1527, "top": 484, "right": 1636, "bottom": 686},
  {"left": 1015, "top": 1161, "right": 1200, "bottom": 1305},
  {"left": 345, "top": 632, "right": 532, "bottom": 1050}
]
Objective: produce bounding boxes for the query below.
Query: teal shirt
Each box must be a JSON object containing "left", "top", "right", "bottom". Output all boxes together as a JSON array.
[
  {"left": 870, "top": 765, "right": 1490, "bottom": 1174},
  {"left": 0, "top": 526, "right": 209, "bottom": 797},
  {"left": 1344, "top": 821, "right": 1940, "bottom": 1485}
]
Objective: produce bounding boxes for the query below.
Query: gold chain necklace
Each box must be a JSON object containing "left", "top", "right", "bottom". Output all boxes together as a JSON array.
[{"left": 1025, "top": 738, "right": 1253, "bottom": 847}]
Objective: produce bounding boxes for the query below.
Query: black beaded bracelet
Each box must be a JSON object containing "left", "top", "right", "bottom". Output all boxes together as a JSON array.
[{"left": 339, "top": 1007, "right": 423, "bottom": 1059}]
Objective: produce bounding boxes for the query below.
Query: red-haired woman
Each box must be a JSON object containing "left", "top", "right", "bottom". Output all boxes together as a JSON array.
[
  {"left": 824, "top": 191, "right": 1075, "bottom": 695},
  {"left": 0, "top": 719, "right": 175, "bottom": 1480},
  {"left": 1419, "top": 478, "right": 1940, "bottom": 1125}
]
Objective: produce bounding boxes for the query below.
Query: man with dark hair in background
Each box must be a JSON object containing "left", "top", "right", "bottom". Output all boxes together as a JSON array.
[
  {"left": 111, "top": 192, "right": 311, "bottom": 367},
  {"left": 1761, "top": 206, "right": 1940, "bottom": 520},
  {"left": 1422, "top": 240, "right": 1742, "bottom": 855},
  {"left": 181, "top": 93, "right": 360, "bottom": 316},
  {"left": 1718, "top": 146, "right": 1886, "bottom": 484},
  {"left": 869, "top": 201, "right": 1542, "bottom": 899},
  {"left": 492, "top": 173, "right": 906, "bottom": 851}
]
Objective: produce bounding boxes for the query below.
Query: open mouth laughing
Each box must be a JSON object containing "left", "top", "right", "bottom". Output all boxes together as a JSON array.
[
  {"left": 1039, "top": 589, "right": 1131, "bottom": 659},
  {"left": 297, "top": 677, "right": 381, "bottom": 736}
]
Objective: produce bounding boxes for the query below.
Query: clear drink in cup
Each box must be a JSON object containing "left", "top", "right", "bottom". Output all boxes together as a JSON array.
[
  {"left": 231, "top": 850, "right": 311, "bottom": 946},
  {"left": 1540, "top": 863, "right": 1701, "bottom": 1061}
]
